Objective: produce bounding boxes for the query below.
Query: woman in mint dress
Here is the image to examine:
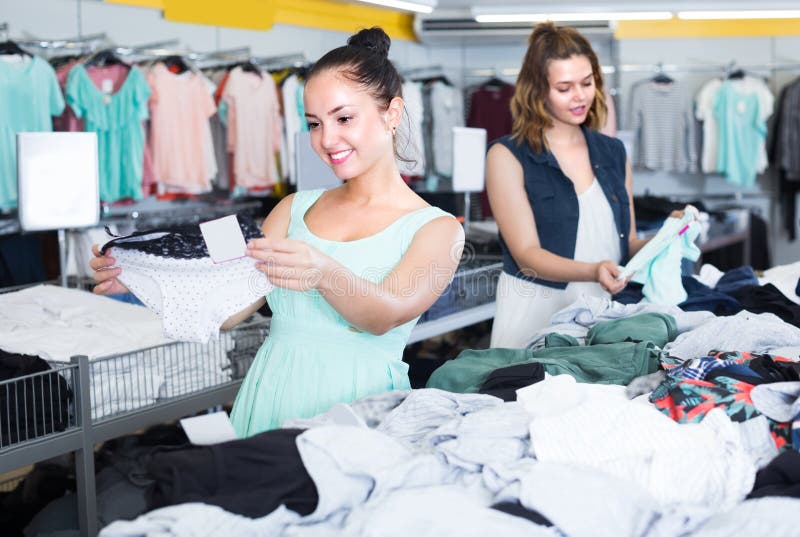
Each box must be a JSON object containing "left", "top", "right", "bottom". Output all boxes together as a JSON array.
[{"left": 90, "top": 27, "right": 464, "bottom": 437}]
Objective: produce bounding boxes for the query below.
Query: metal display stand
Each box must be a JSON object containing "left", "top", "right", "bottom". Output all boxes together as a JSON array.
[
  {"left": 0, "top": 292, "right": 499, "bottom": 537},
  {"left": 408, "top": 302, "right": 496, "bottom": 344}
]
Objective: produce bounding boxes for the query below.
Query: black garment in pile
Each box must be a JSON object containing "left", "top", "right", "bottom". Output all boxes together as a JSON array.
[
  {"left": 491, "top": 501, "right": 554, "bottom": 527},
  {"left": 632, "top": 195, "right": 708, "bottom": 222},
  {"left": 0, "top": 350, "right": 72, "bottom": 447},
  {"left": 748, "top": 450, "right": 800, "bottom": 499},
  {"left": 748, "top": 213, "right": 771, "bottom": 270},
  {"left": 146, "top": 428, "right": 318, "bottom": 518},
  {"left": 479, "top": 363, "right": 546, "bottom": 402},
  {"left": 704, "top": 353, "right": 800, "bottom": 386},
  {"left": 0, "top": 459, "right": 74, "bottom": 537},
  {"left": 730, "top": 284, "right": 800, "bottom": 327},
  {"left": 100, "top": 214, "right": 263, "bottom": 258},
  {"left": 23, "top": 425, "right": 190, "bottom": 536}
]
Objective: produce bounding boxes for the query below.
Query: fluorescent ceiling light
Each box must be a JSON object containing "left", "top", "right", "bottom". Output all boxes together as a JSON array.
[
  {"left": 474, "top": 11, "right": 673, "bottom": 23},
  {"left": 355, "top": 0, "right": 436, "bottom": 14},
  {"left": 677, "top": 10, "right": 800, "bottom": 19}
]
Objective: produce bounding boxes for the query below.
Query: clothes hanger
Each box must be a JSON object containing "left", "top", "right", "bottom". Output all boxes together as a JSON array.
[
  {"left": 651, "top": 62, "right": 673, "bottom": 84},
  {"left": 0, "top": 40, "right": 32, "bottom": 57},
  {"left": 238, "top": 60, "right": 263, "bottom": 78},
  {"left": 84, "top": 48, "right": 128, "bottom": 68},
  {"left": 725, "top": 60, "right": 746, "bottom": 80},
  {"left": 415, "top": 74, "right": 453, "bottom": 86},
  {"left": 482, "top": 68, "right": 509, "bottom": 89},
  {"left": 727, "top": 69, "right": 746, "bottom": 80},
  {"left": 293, "top": 64, "right": 309, "bottom": 79},
  {"left": 161, "top": 54, "right": 190, "bottom": 74}
]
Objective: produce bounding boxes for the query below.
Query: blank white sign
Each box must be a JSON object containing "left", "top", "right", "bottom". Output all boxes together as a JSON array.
[
  {"left": 452, "top": 127, "right": 487, "bottom": 193},
  {"left": 17, "top": 132, "right": 99, "bottom": 231}
]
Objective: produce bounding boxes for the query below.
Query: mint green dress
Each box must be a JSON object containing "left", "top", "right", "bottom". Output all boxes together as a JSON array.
[
  {"left": 231, "top": 189, "right": 453, "bottom": 436},
  {"left": 66, "top": 64, "right": 150, "bottom": 202}
]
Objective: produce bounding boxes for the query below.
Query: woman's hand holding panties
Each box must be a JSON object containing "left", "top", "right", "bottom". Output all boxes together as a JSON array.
[
  {"left": 246, "top": 237, "right": 336, "bottom": 292},
  {"left": 90, "top": 244, "right": 130, "bottom": 295}
]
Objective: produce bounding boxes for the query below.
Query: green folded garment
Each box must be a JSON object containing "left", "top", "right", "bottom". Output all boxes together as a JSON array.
[
  {"left": 585, "top": 312, "right": 678, "bottom": 348},
  {"left": 427, "top": 341, "right": 661, "bottom": 394}
]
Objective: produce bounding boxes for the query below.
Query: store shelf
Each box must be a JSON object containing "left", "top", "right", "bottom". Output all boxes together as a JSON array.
[{"left": 408, "top": 302, "right": 496, "bottom": 344}]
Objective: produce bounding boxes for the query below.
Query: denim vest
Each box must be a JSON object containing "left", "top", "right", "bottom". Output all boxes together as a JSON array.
[{"left": 492, "top": 126, "right": 631, "bottom": 290}]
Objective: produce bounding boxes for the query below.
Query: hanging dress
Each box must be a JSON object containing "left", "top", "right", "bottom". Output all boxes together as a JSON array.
[{"left": 66, "top": 64, "right": 150, "bottom": 202}]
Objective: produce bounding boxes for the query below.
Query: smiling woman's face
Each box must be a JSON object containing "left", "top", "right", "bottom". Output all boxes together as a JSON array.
[{"left": 303, "top": 69, "right": 397, "bottom": 181}]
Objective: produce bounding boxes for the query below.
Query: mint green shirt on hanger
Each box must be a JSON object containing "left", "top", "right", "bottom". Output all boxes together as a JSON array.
[
  {"left": 714, "top": 81, "right": 766, "bottom": 188},
  {"left": 231, "top": 188, "right": 453, "bottom": 436},
  {"left": 0, "top": 56, "right": 65, "bottom": 210},
  {"left": 66, "top": 64, "right": 151, "bottom": 202}
]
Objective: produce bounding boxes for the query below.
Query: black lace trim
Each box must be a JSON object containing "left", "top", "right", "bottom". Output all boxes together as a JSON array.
[{"left": 101, "top": 215, "right": 264, "bottom": 260}]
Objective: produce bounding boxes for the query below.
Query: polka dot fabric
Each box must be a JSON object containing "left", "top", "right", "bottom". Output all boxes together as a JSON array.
[{"left": 102, "top": 217, "right": 272, "bottom": 343}]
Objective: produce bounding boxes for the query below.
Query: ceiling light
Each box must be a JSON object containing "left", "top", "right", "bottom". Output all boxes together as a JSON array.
[
  {"left": 677, "top": 10, "right": 800, "bottom": 20},
  {"left": 473, "top": 10, "right": 673, "bottom": 23},
  {"left": 354, "top": 0, "right": 437, "bottom": 14}
]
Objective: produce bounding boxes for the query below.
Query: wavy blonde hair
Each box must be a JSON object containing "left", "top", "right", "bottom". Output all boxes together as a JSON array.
[{"left": 510, "top": 22, "right": 607, "bottom": 153}]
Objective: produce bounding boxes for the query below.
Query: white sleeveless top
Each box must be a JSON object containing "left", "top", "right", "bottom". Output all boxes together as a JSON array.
[{"left": 490, "top": 179, "right": 621, "bottom": 348}]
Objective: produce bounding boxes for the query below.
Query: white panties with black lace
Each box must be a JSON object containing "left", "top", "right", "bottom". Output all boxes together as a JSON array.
[{"left": 102, "top": 219, "right": 272, "bottom": 343}]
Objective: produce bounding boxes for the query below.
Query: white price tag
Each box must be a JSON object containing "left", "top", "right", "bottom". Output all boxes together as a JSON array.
[
  {"left": 200, "top": 214, "right": 247, "bottom": 263},
  {"left": 180, "top": 412, "right": 239, "bottom": 445}
]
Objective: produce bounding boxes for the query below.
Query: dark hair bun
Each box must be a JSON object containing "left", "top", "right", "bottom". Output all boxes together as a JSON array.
[{"left": 347, "top": 27, "right": 391, "bottom": 59}]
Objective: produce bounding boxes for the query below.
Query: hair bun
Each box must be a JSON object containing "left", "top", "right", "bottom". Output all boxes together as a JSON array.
[{"left": 347, "top": 27, "right": 391, "bottom": 59}]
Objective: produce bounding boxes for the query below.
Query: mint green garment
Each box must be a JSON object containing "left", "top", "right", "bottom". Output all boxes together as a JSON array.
[
  {"left": 0, "top": 56, "right": 65, "bottom": 210},
  {"left": 619, "top": 210, "right": 701, "bottom": 306},
  {"left": 217, "top": 100, "right": 228, "bottom": 126},
  {"left": 427, "top": 341, "right": 661, "bottom": 394},
  {"left": 427, "top": 313, "right": 673, "bottom": 393},
  {"left": 297, "top": 82, "right": 308, "bottom": 132},
  {"left": 714, "top": 82, "right": 766, "bottom": 188},
  {"left": 231, "top": 189, "right": 454, "bottom": 436},
  {"left": 585, "top": 312, "right": 678, "bottom": 348},
  {"left": 544, "top": 333, "right": 580, "bottom": 348},
  {"left": 66, "top": 64, "right": 150, "bottom": 202}
]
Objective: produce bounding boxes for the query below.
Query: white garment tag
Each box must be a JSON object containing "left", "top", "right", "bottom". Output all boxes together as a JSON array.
[
  {"left": 180, "top": 411, "right": 239, "bottom": 445},
  {"left": 101, "top": 79, "right": 114, "bottom": 94},
  {"left": 0, "top": 55, "right": 26, "bottom": 64},
  {"left": 200, "top": 214, "right": 247, "bottom": 263}
]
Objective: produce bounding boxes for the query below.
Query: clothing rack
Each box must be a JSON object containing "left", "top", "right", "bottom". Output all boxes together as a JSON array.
[
  {"left": 400, "top": 64, "right": 444, "bottom": 77},
  {"left": 462, "top": 61, "right": 800, "bottom": 82},
  {"left": 108, "top": 39, "right": 182, "bottom": 61},
  {"left": 103, "top": 43, "right": 251, "bottom": 69},
  {"left": 12, "top": 33, "right": 110, "bottom": 57},
  {"left": 609, "top": 61, "right": 800, "bottom": 75},
  {"left": 193, "top": 48, "right": 253, "bottom": 70},
  {"left": 251, "top": 52, "right": 307, "bottom": 70},
  {"left": 463, "top": 67, "right": 519, "bottom": 79},
  {"left": 463, "top": 65, "right": 617, "bottom": 79}
]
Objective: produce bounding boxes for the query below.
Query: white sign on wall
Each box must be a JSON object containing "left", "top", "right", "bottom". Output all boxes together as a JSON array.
[
  {"left": 17, "top": 132, "right": 99, "bottom": 231},
  {"left": 451, "top": 126, "right": 487, "bottom": 193}
]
